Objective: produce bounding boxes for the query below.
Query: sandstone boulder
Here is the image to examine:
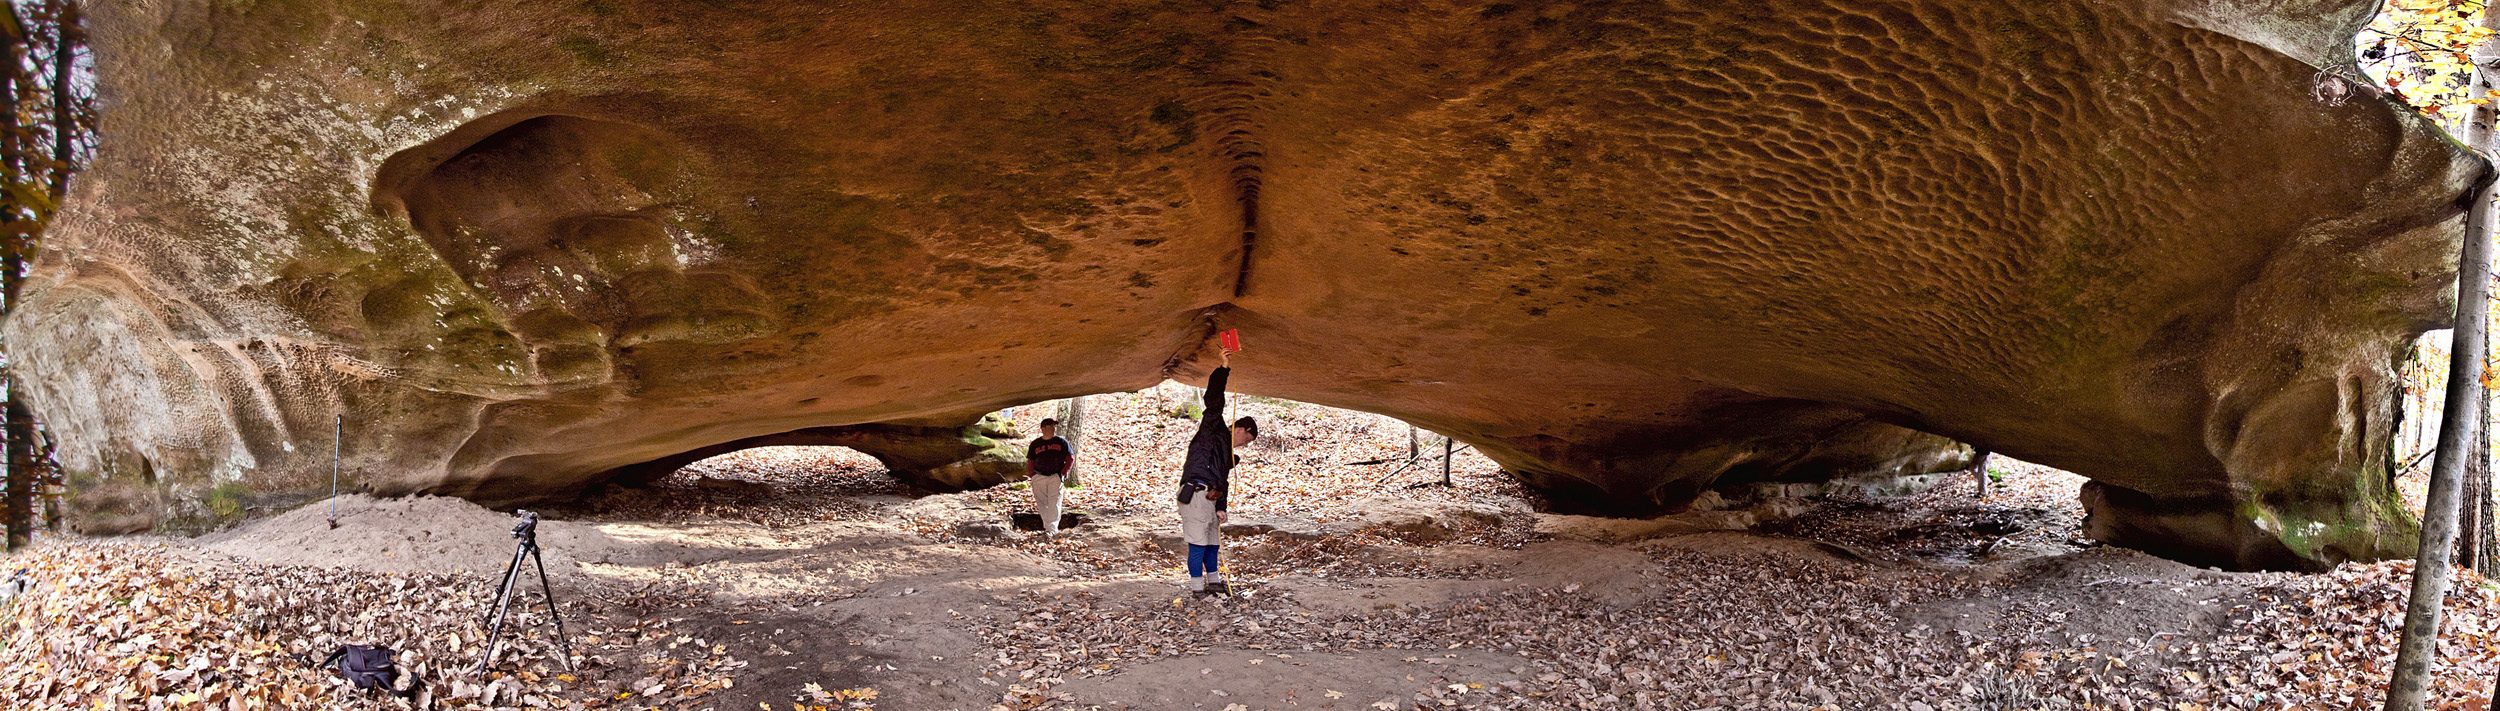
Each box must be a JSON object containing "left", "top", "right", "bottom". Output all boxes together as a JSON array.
[
  {"left": 1534, "top": 514, "right": 1722, "bottom": 544},
  {"left": 1340, "top": 498, "right": 1512, "bottom": 544},
  {"left": 7, "top": 0, "right": 2479, "bottom": 568}
]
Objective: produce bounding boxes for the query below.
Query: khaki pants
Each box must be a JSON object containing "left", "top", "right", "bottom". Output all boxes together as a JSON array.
[
  {"left": 1030, "top": 474, "right": 1062, "bottom": 534},
  {"left": 1178, "top": 488, "right": 1220, "bottom": 547}
]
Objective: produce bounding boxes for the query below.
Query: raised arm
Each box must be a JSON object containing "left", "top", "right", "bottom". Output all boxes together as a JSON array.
[{"left": 1203, "top": 366, "right": 1230, "bottom": 423}]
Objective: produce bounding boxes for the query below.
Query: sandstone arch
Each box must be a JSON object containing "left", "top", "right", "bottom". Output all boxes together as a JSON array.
[{"left": 4, "top": 0, "right": 2480, "bottom": 568}]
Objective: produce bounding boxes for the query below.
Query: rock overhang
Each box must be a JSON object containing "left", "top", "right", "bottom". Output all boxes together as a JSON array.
[{"left": 7, "top": 0, "right": 2483, "bottom": 568}]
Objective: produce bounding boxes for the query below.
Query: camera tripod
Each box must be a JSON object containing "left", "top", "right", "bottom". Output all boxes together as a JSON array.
[{"left": 478, "top": 510, "right": 575, "bottom": 674}]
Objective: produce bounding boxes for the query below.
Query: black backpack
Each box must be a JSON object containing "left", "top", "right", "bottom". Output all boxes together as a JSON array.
[{"left": 318, "top": 645, "right": 423, "bottom": 700}]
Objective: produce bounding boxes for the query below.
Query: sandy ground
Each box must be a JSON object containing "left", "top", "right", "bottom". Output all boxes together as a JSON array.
[{"left": 154, "top": 465, "right": 2222, "bottom": 710}]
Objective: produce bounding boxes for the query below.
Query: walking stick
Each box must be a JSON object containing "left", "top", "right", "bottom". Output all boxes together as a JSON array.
[{"left": 326, "top": 414, "right": 341, "bottom": 529}]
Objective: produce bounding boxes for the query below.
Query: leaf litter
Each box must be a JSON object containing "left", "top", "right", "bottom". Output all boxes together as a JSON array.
[{"left": 2, "top": 385, "right": 2498, "bottom": 709}]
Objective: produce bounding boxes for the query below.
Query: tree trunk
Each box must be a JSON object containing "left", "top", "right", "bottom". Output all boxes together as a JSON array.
[
  {"left": 2462, "top": 430, "right": 2480, "bottom": 573},
  {"left": 38, "top": 429, "right": 56, "bottom": 533},
  {"left": 1971, "top": 449, "right": 1993, "bottom": 499},
  {"left": 2418, "top": 387, "right": 2435, "bottom": 463},
  {"left": 2409, "top": 377, "right": 2424, "bottom": 461},
  {"left": 2462, "top": 381, "right": 2498, "bottom": 574},
  {"left": 1441, "top": 435, "right": 1454, "bottom": 486},
  {"left": 3, "top": 394, "right": 29, "bottom": 549},
  {"left": 45, "top": 1, "right": 73, "bottom": 199},
  {"left": 0, "top": 4, "right": 27, "bottom": 553},
  {"left": 0, "top": 1, "right": 76, "bottom": 548},
  {"left": 2463, "top": 425, "right": 2491, "bottom": 574},
  {"left": 1057, "top": 396, "right": 1086, "bottom": 488},
  {"left": 2388, "top": 50, "right": 2500, "bottom": 709},
  {"left": 26, "top": 1, "right": 70, "bottom": 541}
]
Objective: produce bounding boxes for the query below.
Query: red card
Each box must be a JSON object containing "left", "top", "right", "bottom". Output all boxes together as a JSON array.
[{"left": 1220, "top": 329, "right": 1242, "bottom": 352}]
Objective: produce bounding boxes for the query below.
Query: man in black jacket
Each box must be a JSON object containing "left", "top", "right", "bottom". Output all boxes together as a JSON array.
[
  {"left": 1178, "top": 341, "right": 1256, "bottom": 596},
  {"left": 1026, "top": 418, "right": 1075, "bottom": 536}
]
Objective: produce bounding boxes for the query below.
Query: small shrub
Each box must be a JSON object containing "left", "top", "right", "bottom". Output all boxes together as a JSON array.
[{"left": 206, "top": 482, "right": 252, "bottom": 518}]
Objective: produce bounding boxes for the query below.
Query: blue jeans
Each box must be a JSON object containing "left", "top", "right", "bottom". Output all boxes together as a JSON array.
[{"left": 1187, "top": 544, "right": 1220, "bottom": 580}]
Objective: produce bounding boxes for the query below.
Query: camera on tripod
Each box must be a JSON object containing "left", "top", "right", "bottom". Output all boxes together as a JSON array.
[{"left": 480, "top": 508, "right": 571, "bottom": 673}]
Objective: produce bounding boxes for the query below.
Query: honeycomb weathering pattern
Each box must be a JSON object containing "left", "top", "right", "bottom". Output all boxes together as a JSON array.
[{"left": 3, "top": 0, "right": 2480, "bottom": 568}]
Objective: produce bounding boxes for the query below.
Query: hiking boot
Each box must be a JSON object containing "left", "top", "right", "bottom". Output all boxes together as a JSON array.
[{"left": 1201, "top": 582, "right": 1231, "bottom": 597}]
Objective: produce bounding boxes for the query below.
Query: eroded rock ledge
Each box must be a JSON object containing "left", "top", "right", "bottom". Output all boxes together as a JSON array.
[
  {"left": 590, "top": 416, "right": 1027, "bottom": 498},
  {"left": 7, "top": 0, "right": 2479, "bottom": 568}
]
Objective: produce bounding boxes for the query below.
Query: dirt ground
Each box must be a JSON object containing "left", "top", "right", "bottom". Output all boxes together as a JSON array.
[{"left": 6, "top": 389, "right": 2500, "bottom": 710}]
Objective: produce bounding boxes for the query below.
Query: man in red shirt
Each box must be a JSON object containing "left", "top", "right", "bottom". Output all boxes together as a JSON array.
[{"left": 1026, "top": 418, "right": 1075, "bottom": 536}]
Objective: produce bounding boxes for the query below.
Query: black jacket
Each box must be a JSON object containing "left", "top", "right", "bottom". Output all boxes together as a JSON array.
[
  {"left": 1178, "top": 366, "right": 1237, "bottom": 511},
  {"left": 1027, "top": 436, "right": 1073, "bottom": 475}
]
